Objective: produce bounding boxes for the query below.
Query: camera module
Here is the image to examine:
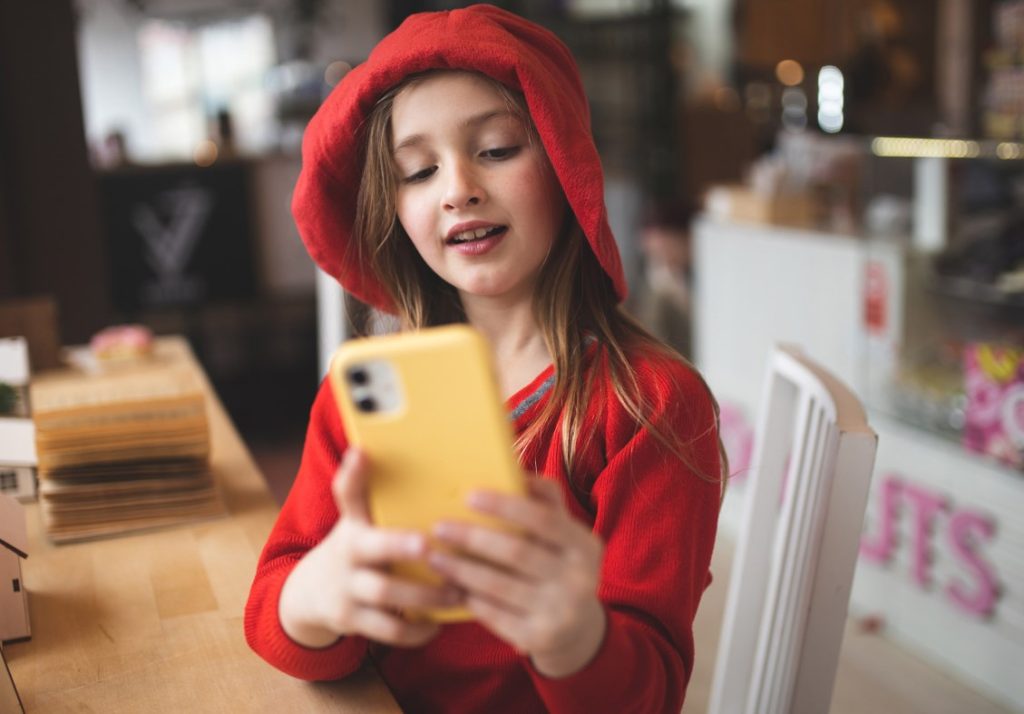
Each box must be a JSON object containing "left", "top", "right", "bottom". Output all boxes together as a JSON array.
[{"left": 347, "top": 367, "right": 370, "bottom": 386}]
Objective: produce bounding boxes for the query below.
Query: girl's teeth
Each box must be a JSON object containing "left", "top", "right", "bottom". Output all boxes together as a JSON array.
[{"left": 453, "top": 226, "right": 499, "bottom": 242}]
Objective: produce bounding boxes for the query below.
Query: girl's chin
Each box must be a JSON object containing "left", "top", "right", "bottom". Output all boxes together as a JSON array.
[{"left": 454, "top": 278, "right": 536, "bottom": 303}]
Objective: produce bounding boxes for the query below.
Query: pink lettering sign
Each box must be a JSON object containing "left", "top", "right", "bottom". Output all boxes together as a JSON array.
[
  {"left": 860, "top": 475, "right": 902, "bottom": 564},
  {"left": 859, "top": 472, "right": 1001, "bottom": 618},
  {"left": 718, "top": 401, "right": 754, "bottom": 482},
  {"left": 901, "top": 482, "right": 948, "bottom": 588},
  {"left": 946, "top": 511, "right": 1000, "bottom": 618}
]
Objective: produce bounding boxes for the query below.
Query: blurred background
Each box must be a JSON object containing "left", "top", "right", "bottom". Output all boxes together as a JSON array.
[
  {"left": 2, "top": 0, "right": 1008, "bottom": 443},
  {"left": 1, "top": 1, "right": 1023, "bottom": 710}
]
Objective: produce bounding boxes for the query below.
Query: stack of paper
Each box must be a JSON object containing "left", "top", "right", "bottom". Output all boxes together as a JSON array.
[{"left": 30, "top": 356, "right": 221, "bottom": 542}]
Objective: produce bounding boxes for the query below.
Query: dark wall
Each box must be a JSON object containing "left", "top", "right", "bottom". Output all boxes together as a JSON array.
[{"left": 0, "top": 0, "right": 110, "bottom": 344}]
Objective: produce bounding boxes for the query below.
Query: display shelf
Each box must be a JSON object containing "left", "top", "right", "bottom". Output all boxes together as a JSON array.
[
  {"left": 927, "top": 274, "right": 1024, "bottom": 310},
  {"left": 869, "top": 379, "right": 964, "bottom": 442},
  {"left": 858, "top": 139, "right": 1024, "bottom": 474},
  {"left": 865, "top": 385, "right": 1024, "bottom": 481}
]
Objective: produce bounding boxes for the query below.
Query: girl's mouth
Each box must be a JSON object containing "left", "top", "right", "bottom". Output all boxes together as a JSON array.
[
  {"left": 446, "top": 225, "right": 507, "bottom": 245},
  {"left": 445, "top": 225, "right": 508, "bottom": 256}
]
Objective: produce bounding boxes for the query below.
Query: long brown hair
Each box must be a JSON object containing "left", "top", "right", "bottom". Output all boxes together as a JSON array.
[{"left": 352, "top": 70, "right": 727, "bottom": 493}]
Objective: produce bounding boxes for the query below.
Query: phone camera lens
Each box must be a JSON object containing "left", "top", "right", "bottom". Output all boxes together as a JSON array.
[
  {"left": 356, "top": 397, "right": 377, "bottom": 413},
  {"left": 347, "top": 367, "right": 370, "bottom": 386}
]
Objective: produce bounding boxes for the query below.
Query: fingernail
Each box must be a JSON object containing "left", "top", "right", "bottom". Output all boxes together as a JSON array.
[
  {"left": 467, "top": 491, "right": 493, "bottom": 508},
  {"left": 405, "top": 535, "right": 425, "bottom": 556},
  {"left": 433, "top": 522, "right": 456, "bottom": 539},
  {"left": 429, "top": 551, "right": 451, "bottom": 571}
]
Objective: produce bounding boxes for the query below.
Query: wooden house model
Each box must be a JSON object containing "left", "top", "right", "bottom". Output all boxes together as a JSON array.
[
  {"left": 0, "top": 494, "right": 30, "bottom": 642},
  {"left": 0, "top": 338, "right": 36, "bottom": 501}
]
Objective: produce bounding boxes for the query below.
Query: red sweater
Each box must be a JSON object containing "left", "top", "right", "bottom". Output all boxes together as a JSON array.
[{"left": 245, "top": 348, "right": 721, "bottom": 713}]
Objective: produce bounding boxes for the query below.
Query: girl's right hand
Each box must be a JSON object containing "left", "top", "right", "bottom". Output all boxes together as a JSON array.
[{"left": 277, "top": 448, "right": 461, "bottom": 649}]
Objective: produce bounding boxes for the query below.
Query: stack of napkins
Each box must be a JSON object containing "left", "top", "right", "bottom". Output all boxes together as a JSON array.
[{"left": 30, "top": 354, "right": 221, "bottom": 542}]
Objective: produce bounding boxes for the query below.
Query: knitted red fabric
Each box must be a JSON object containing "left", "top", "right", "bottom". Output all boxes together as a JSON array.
[
  {"left": 291, "top": 4, "right": 627, "bottom": 312},
  {"left": 245, "top": 349, "right": 720, "bottom": 713}
]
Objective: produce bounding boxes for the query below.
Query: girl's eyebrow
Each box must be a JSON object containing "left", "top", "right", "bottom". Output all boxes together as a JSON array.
[{"left": 392, "top": 108, "right": 518, "bottom": 154}]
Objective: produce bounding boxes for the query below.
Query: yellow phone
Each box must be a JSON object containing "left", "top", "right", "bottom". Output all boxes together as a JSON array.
[{"left": 328, "top": 324, "right": 525, "bottom": 622}]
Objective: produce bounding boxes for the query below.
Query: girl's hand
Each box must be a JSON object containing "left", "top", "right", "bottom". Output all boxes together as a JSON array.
[
  {"left": 429, "top": 477, "right": 607, "bottom": 678},
  {"left": 278, "top": 449, "right": 461, "bottom": 649}
]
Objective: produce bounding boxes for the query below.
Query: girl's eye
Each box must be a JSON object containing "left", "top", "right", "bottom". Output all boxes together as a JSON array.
[
  {"left": 481, "top": 146, "right": 521, "bottom": 160},
  {"left": 402, "top": 166, "right": 436, "bottom": 184}
]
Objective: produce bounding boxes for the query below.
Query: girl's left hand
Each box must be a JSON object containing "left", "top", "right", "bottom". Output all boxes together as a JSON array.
[{"left": 429, "top": 477, "right": 607, "bottom": 678}]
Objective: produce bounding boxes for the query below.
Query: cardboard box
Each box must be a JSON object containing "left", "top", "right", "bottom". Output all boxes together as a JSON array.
[{"left": 705, "top": 185, "right": 819, "bottom": 229}]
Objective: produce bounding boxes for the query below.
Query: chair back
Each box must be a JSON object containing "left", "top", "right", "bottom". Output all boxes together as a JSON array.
[{"left": 708, "top": 345, "right": 878, "bottom": 714}]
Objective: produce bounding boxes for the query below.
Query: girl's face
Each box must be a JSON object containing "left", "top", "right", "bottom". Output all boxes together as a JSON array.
[{"left": 390, "top": 72, "right": 566, "bottom": 306}]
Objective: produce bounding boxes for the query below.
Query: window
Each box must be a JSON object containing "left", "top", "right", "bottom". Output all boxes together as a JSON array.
[
  {"left": 0, "top": 470, "right": 17, "bottom": 493},
  {"left": 138, "top": 14, "right": 277, "bottom": 161}
]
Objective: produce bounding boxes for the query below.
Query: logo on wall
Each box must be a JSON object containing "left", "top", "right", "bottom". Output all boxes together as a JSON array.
[
  {"left": 101, "top": 164, "right": 257, "bottom": 312},
  {"left": 132, "top": 187, "right": 213, "bottom": 304}
]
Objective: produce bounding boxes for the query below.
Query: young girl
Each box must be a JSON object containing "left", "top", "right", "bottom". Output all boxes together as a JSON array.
[{"left": 245, "top": 6, "right": 725, "bottom": 712}]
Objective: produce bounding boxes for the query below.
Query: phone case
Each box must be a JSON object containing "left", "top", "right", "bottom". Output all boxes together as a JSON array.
[{"left": 328, "top": 324, "right": 525, "bottom": 622}]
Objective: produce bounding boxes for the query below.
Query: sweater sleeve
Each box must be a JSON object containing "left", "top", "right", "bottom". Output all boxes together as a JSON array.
[
  {"left": 528, "top": 356, "right": 722, "bottom": 713},
  {"left": 244, "top": 380, "right": 370, "bottom": 680}
]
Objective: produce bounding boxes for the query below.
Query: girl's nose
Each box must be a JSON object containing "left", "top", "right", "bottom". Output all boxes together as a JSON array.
[{"left": 442, "top": 161, "right": 485, "bottom": 210}]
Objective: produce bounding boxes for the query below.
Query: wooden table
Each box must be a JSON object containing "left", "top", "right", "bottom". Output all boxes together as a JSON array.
[{"left": 5, "top": 337, "right": 401, "bottom": 713}]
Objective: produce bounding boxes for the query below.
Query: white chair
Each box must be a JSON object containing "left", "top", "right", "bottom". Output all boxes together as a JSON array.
[{"left": 708, "top": 345, "right": 878, "bottom": 714}]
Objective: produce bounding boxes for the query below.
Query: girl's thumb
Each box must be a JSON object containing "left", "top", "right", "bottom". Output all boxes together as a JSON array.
[{"left": 331, "top": 448, "right": 372, "bottom": 523}]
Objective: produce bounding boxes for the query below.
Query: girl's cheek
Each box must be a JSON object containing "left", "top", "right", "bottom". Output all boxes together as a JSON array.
[
  {"left": 406, "top": 207, "right": 434, "bottom": 237},
  {"left": 395, "top": 201, "right": 425, "bottom": 235}
]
